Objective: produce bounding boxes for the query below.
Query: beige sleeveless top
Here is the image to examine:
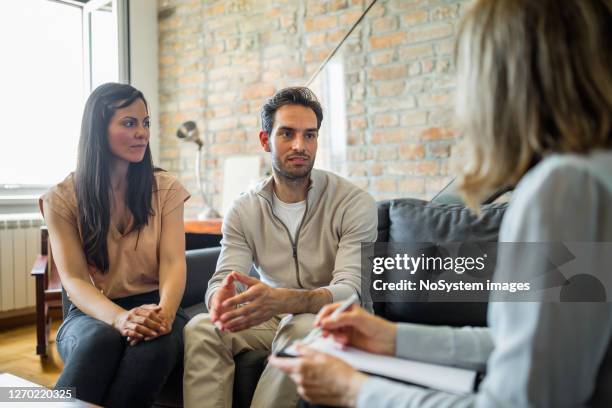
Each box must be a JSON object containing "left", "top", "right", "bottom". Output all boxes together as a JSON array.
[{"left": 40, "top": 171, "right": 190, "bottom": 299}]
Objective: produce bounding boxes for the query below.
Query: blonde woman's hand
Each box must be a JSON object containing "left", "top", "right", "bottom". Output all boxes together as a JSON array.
[
  {"left": 315, "top": 303, "right": 397, "bottom": 356},
  {"left": 269, "top": 345, "right": 368, "bottom": 407}
]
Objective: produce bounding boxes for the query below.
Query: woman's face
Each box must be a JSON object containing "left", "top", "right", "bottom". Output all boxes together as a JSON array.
[{"left": 107, "top": 98, "right": 150, "bottom": 163}]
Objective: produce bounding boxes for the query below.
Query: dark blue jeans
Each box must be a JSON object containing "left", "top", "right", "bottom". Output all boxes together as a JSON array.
[{"left": 54, "top": 290, "right": 188, "bottom": 408}]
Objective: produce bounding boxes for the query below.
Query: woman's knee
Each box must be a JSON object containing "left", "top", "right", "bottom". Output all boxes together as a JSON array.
[{"left": 72, "top": 322, "right": 124, "bottom": 356}]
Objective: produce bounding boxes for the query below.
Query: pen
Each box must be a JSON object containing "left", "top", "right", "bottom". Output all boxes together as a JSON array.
[{"left": 298, "top": 292, "right": 360, "bottom": 345}]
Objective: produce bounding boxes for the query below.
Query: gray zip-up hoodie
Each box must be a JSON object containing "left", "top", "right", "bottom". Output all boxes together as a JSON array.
[{"left": 205, "top": 169, "right": 378, "bottom": 308}]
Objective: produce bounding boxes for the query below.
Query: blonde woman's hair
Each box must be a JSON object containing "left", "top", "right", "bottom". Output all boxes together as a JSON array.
[{"left": 455, "top": 0, "right": 612, "bottom": 208}]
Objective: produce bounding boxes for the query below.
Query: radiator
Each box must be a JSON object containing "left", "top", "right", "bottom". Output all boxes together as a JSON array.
[{"left": 0, "top": 214, "right": 43, "bottom": 312}]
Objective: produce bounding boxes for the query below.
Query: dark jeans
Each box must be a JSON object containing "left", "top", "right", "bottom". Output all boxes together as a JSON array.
[{"left": 54, "top": 290, "right": 188, "bottom": 408}]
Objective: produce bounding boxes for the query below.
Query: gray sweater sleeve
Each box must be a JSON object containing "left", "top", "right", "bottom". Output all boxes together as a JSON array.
[
  {"left": 358, "top": 160, "right": 612, "bottom": 408},
  {"left": 396, "top": 323, "right": 493, "bottom": 372},
  {"left": 321, "top": 191, "right": 378, "bottom": 302},
  {"left": 204, "top": 200, "right": 251, "bottom": 309}
]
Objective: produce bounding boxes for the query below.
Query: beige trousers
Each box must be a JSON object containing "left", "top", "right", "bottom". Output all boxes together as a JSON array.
[{"left": 183, "top": 312, "right": 316, "bottom": 408}]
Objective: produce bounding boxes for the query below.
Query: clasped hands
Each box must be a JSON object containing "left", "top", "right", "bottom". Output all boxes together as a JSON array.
[
  {"left": 112, "top": 304, "right": 174, "bottom": 346},
  {"left": 210, "top": 271, "right": 286, "bottom": 332},
  {"left": 268, "top": 301, "right": 398, "bottom": 407}
]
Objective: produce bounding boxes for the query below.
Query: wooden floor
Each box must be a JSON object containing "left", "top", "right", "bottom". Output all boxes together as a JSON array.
[{"left": 0, "top": 320, "right": 63, "bottom": 387}]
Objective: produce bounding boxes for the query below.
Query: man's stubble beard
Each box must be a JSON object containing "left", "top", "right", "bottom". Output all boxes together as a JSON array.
[{"left": 271, "top": 155, "right": 315, "bottom": 182}]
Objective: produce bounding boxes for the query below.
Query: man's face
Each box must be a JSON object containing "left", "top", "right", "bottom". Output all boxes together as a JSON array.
[{"left": 260, "top": 104, "right": 318, "bottom": 180}]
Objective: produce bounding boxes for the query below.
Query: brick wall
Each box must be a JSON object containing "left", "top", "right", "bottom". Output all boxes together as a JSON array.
[{"left": 157, "top": 0, "right": 469, "bottom": 217}]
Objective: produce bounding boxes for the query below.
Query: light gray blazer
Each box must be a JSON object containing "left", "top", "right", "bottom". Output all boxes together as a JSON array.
[{"left": 358, "top": 150, "right": 612, "bottom": 408}]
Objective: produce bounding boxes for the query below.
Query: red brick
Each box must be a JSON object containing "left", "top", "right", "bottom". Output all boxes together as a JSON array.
[
  {"left": 306, "top": 1, "right": 327, "bottom": 16},
  {"left": 347, "top": 131, "right": 365, "bottom": 145},
  {"left": 370, "top": 65, "right": 407, "bottom": 81},
  {"left": 263, "top": 69, "right": 282, "bottom": 82},
  {"left": 330, "top": 0, "right": 349, "bottom": 11},
  {"left": 400, "top": 111, "right": 428, "bottom": 127},
  {"left": 372, "top": 129, "right": 408, "bottom": 144},
  {"left": 339, "top": 10, "right": 363, "bottom": 26},
  {"left": 265, "top": 7, "right": 282, "bottom": 18},
  {"left": 422, "top": 59, "right": 435, "bottom": 74},
  {"left": 349, "top": 116, "right": 367, "bottom": 130},
  {"left": 347, "top": 147, "right": 374, "bottom": 161},
  {"left": 179, "top": 98, "right": 203, "bottom": 111},
  {"left": 418, "top": 93, "right": 451, "bottom": 108},
  {"left": 398, "top": 178, "right": 426, "bottom": 194},
  {"left": 239, "top": 115, "right": 258, "bottom": 128},
  {"left": 242, "top": 84, "right": 276, "bottom": 100},
  {"left": 431, "top": 5, "right": 460, "bottom": 21},
  {"left": 436, "top": 38, "right": 455, "bottom": 56},
  {"left": 407, "top": 23, "right": 453, "bottom": 44},
  {"left": 427, "top": 143, "right": 452, "bottom": 158},
  {"left": 371, "top": 50, "right": 395, "bottom": 65},
  {"left": 369, "top": 32, "right": 406, "bottom": 49},
  {"left": 372, "top": 16, "right": 398, "bottom": 32},
  {"left": 212, "top": 106, "right": 232, "bottom": 118},
  {"left": 327, "top": 29, "right": 347, "bottom": 44},
  {"left": 374, "top": 147, "right": 398, "bottom": 161},
  {"left": 402, "top": 10, "right": 429, "bottom": 25},
  {"left": 305, "top": 47, "right": 332, "bottom": 63},
  {"left": 348, "top": 163, "right": 368, "bottom": 177},
  {"left": 286, "top": 65, "right": 305, "bottom": 78},
  {"left": 304, "top": 15, "right": 338, "bottom": 32},
  {"left": 419, "top": 127, "right": 455, "bottom": 140},
  {"left": 374, "top": 178, "right": 397, "bottom": 193},
  {"left": 399, "top": 43, "right": 433, "bottom": 60},
  {"left": 215, "top": 130, "right": 246, "bottom": 143},
  {"left": 399, "top": 144, "right": 425, "bottom": 160},
  {"left": 388, "top": 161, "right": 439, "bottom": 176},
  {"left": 208, "top": 117, "right": 238, "bottom": 131},
  {"left": 210, "top": 143, "right": 244, "bottom": 155},
  {"left": 375, "top": 81, "right": 405, "bottom": 97},
  {"left": 306, "top": 33, "right": 326, "bottom": 47},
  {"left": 374, "top": 114, "right": 399, "bottom": 128}
]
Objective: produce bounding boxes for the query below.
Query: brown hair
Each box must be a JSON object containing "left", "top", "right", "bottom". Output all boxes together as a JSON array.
[{"left": 455, "top": 0, "right": 612, "bottom": 208}]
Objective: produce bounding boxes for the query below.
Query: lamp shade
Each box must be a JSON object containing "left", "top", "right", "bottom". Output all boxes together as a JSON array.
[{"left": 176, "top": 120, "right": 203, "bottom": 148}]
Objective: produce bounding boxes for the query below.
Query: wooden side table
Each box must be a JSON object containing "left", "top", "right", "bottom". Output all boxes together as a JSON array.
[{"left": 184, "top": 219, "right": 223, "bottom": 250}]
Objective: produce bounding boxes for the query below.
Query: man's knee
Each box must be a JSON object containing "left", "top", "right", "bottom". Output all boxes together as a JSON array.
[
  {"left": 184, "top": 313, "right": 227, "bottom": 351},
  {"left": 272, "top": 313, "right": 316, "bottom": 350}
]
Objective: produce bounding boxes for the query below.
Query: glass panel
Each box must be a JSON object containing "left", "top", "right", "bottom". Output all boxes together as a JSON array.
[
  {"left": 90, "top": 1, "right": 119, "bottom": 89},
  {"left": 309, "top": 0, "right": 459, "bottom": 200},
  {"left": 0, "top": 0, "right": 83, "bottom": 186}
]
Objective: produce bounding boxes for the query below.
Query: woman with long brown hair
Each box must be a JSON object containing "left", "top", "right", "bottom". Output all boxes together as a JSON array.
[
  {"left": 270, "top": 0, "right": 612, "bottom": 406},
  {"left": 42, "top": 83, "right": 189, "bottom": 407}
]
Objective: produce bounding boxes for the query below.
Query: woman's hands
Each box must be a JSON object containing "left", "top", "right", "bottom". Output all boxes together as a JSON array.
[
  {"left": 269, "top": 302, "right": 398, "bottom": 406},
  {"left": 316, "top": 303, "right": 397, "bottom": 356},
  {"left": 112, "top": 303, "right": 174, "bottom": 346},
  {"left": 269, "top": 345, "right": 368, "bottom": 407}
]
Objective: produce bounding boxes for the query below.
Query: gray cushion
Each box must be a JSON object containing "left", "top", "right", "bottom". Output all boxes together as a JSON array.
[{"left": 374, "top": 198, "right": 508, "bottom": 327}]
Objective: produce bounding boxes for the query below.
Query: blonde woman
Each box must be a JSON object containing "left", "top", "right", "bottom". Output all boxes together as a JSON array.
[{"left": 270, "top": 0, "right": 612, "bottom": 406}]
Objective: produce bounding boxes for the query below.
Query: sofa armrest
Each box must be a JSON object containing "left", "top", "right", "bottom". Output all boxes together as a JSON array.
[{"left": 182, "top": 247, "right": 221, "bottom": 310}]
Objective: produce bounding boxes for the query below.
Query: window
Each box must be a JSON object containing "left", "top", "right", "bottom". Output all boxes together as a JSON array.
[{"left": 0, "top": 0, "right": 128, "bottom": 208}]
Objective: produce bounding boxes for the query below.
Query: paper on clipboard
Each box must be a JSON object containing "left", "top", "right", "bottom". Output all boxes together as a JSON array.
[{"left": 284, "top": 337, "right": 477, "bottom": 395}]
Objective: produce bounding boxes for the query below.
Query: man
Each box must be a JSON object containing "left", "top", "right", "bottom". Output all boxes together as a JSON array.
[{"left": 183, "top": 87, "right": 377, "bottom": 408}]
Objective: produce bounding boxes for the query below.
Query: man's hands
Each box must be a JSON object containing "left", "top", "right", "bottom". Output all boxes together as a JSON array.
[
  {"left": 210, "top": 271, "right": 287, "bottom": 332},
  {"left": 315, "top": 302, "right": 397, "bottom": 356},
  {"left": 269, "top": 345, "right": 368, "bottom": 407},
  {"left": 112, "top": 303, "right": 174, "bottom": 346}
]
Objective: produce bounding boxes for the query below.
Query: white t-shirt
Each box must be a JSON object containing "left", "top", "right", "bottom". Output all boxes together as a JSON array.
[{"left": 272, "top": 191, "right": 306, "bottom": 242}]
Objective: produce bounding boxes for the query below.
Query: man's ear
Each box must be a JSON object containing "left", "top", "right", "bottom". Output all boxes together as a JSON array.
[{"left": 259, "top": 131, "right": 271, "bottom": 152}]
